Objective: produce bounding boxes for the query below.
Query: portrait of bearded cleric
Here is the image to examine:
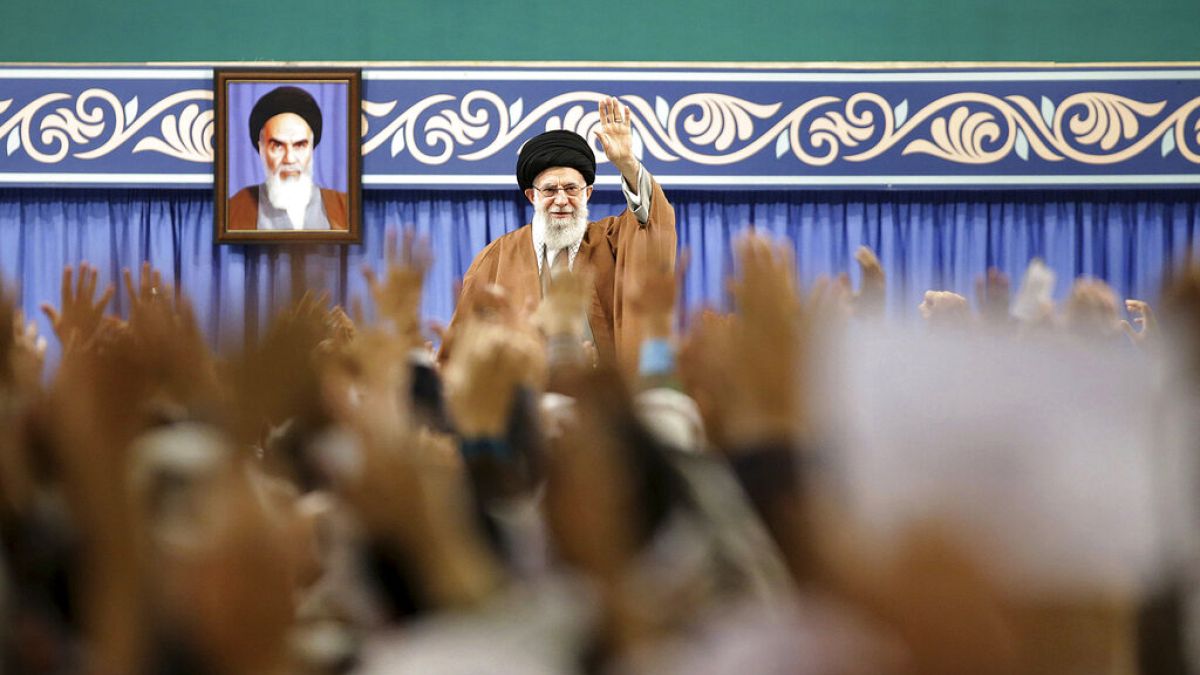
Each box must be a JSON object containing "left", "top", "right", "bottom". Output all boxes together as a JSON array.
[{"left": 215, "top": 71, "right": 361, "bottom": 242}]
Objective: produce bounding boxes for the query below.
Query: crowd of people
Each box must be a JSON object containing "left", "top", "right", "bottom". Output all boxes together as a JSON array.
[{"left": 0, "top": 228, "right": 1196, "bottom": 674}]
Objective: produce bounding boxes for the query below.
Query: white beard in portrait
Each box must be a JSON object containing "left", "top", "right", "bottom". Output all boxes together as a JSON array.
[{"left": 261, "top": 149, "right": 315, "bottom": 230}]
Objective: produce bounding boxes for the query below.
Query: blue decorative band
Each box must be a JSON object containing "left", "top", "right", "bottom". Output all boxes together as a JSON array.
[{"left": 4, "top": 64, "right": 1200, "bottom": 189}]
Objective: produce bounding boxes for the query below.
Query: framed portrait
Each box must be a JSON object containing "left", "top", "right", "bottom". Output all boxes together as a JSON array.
[{"left": 214, "top": 68, "right": 361, "bottom": 244}]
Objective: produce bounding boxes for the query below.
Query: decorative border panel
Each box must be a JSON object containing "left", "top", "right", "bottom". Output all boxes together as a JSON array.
[{"left": 2, "top": 64, "right": 1200, "bottom": 189}]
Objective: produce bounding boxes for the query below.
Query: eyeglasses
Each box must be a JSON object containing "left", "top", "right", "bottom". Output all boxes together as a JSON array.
[{"left": 535, "top": 184, "right": 585, "bottom": 198}]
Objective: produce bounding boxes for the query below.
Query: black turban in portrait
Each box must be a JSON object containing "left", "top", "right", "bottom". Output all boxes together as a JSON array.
[
  {"left": 249, "top": 86, "right": 323, "bottom": 151},
  {"left": 515, "top": 130, "right": 596, "bottom": 190}
]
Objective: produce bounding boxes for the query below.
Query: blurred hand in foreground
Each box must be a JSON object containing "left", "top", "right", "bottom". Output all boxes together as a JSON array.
[
  {"left": 919, "top": 290, "right": 971, "bottom": 329},
  {"left": 852, "top": 245, "right": 886, "bottom": 319},
  {"left": 1064, "top": 278, "right": 1121, "bottom": 341},
  {"left": 724, "top": 231, "right": 806, "bottom": 446},
  {"left": 42, "top": 262, "right": 114, "bottom": 350},
  {"left": 629, "top": 237, "right": 685, "bottom": 341},
  {"left": 364, "top": 229, "right": 430, "bottom": 348},
  {"left": 975, "top": 267, "right": 1012, "bottom": 327},
  {"left": 444, "top": 319, "right": 545, "bottom": 438},
  {"left": 1120, "top": 298, "right": 1157, "bottom": 349}
]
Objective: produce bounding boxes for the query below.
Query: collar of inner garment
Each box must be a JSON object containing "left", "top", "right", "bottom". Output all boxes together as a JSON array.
[{"left": 536, "top": 234, "right": 584, "bottom": 275}]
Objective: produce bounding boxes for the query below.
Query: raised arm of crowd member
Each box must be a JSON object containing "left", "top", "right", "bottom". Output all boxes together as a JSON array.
[
  {"left": 360, "top": 229, "right": 462, "bottom": 432},
  {"left": 1120, "top": 298, "right": 1157, "bottom": 350},
  {"left": 851, "top": 245, "right": 886, "bottom": 319},
  {"left": 363, "top": 229, "right": 430, "bottom": 348},
  {"left": 681, "top": 232, "right": 821, "bottom": 582},
  {"left": 44, "top": 274, "right": 232, "bottom": 675},
  {"left": 0, "top": 285, "right": 44, "bottom": 519},
  {"left": 49, "top": 337, "right": 151, "bottom": 675},
  {"left": 326, "top": 326, "right": 504, "bottom": 613},
  {"left": 41, "top": 262, "right": 114, "bottom": 351},
  {"left": 441, "top": 96, "right": 676, "bottom": 373},
  {"left": 17, "top": 268, "right": 233, "bottom": 675},
  {"left": 919, "top": 290, "right": 971, "bottom": 330},
  {"left": 537, "top": 265, "right": 595, "bottom": 395},
  {"left": 9, "top": 308, "right": 46, "bottom": 399},
  {"left": 120, "top": 262, "right": 218, "bottom": 415},
  {"left": 1063, "top": 278, "right": 1123, "bottom": 343},
  {"left": 629, "top": 236, "right": 686, "bottom": 390},
  {"left": 542, "top": 368, "right": 698, "bottom": 661},
  {"left": 679, "top": 309, "right": 737, "bottom": 448},
  {"left": 444, "top": 316, "right": 548, "bottom": 524},
  {"left": 723, "top": 232, "right": 806, "bottom": 448},
  {"left": 975, "top": 267, "right": 1014, "bottom": 330},
  {"left": 444, "top": 318, "right": 546, "bottom": 441},
  {"left": 122, "top": 261, "right": 165, "bottom": 322}
]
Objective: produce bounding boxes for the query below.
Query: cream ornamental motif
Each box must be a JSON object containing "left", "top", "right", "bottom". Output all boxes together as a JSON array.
[
  {"left": 2, "top": 88, "right": 1199, "bottom": 167},
  {"left": 0, "top": 89, "right": 213, "bottom": 163},
  {"left": 360, "top": 90, "right": 1200, "bottom": 167}
]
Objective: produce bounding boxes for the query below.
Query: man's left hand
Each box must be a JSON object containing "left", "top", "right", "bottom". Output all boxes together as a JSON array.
[{"left": 596, "top": 97, "right": 640, "bottom": 190}]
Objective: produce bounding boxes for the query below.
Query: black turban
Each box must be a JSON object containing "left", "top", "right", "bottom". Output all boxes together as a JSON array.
[
  {"left": 515, "top": 130, "right": 596, "bottom": 191},
  {"left": 249, "top": 86, "right": 323, "bottom": 151}
]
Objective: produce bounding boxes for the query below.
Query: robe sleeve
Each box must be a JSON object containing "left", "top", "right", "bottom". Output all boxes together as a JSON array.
[
  {"left": 619, "top": 164, "right": 652, "bottom": 224},
  {"left": 606, "top": 167, "right": 676, "bottom": 372}
]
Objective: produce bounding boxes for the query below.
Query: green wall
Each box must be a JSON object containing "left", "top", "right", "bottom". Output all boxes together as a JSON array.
[{"left": 2, "top": 0, "right": 1198, "bottom": 63}]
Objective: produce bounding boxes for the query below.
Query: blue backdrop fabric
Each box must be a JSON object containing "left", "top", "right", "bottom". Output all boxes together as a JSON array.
[{"left": 2, "top": 187, "right": 1198, "bottom": 362}]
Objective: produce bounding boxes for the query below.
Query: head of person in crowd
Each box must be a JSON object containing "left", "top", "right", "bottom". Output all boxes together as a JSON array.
[
  {"left": 517, "top": 130, "right": 597, "bottom": 253},
  {"left": 250, "top": 86, "right": 323, "bottom": 216}
]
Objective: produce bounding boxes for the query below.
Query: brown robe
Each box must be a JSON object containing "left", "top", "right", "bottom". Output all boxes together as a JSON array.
[
  {"left": 442, "top": 179, "right": 675, "bottom": 372},
  {"left": 226, "top": 185, "right": 349, "bottom": 231}
]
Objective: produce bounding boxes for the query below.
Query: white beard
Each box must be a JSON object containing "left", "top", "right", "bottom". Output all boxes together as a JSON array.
[
  {"left": 262, "top": 157, "right": 314, "bottom": 230},
  {"left": 533, "top": 201, "right": 589, "bottom": 255}
]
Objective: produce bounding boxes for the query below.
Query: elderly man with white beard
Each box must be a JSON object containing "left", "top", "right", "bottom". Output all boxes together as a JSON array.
[
  {"left": 440, "top": 96, "right": 676, "bottom": 371},
  {"left": 227, "top": 86, "right": 349, "bottom": 231}
]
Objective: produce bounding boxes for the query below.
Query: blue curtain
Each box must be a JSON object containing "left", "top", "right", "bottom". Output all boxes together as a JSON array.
[
  {"left": 677, "top": 189, "right": 1200, "bottom": 317},
  {"left": 2, "top": 187, "right": 1198, "bottom": 362}
]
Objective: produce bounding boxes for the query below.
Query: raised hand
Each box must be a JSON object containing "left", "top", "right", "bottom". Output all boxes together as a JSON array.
[
  {"left": 919, "top": 290, "right": 971, "bottom": 328},
  {"left": 0, "top": 288, "right": 39, "bottom": 516},
  {"left": 629, "top": 234, "right": 685, "bottom": 340},
  {"left": 536, "top": 265, "right": 594, "bottom": 339},
  {"left": 363, "top": 228, "right": 430, "bottom": 347},
  {"left": 323, "top": 304, "right": 358, "bottom": 349},
  {"left": 542, "top": 371, "right": 637, "bottom": 585},
  {"left": 679, "top": 309, "right": 737, "bottom": 448},
  {"left": 122, "top": 260, "right": 166, "bottom": 323},
  {"left": 1120, "top": 298, "right": 1157, "bottom": 349},
  {"left": 974, "top": 267, "right": 1011, "bottom": 326},
  {"left": 809, "top": 274, "right": 854, "bottom": 326},
  {"left": 10, "top": 310, "right": 47, "bottom": 395},
  {"left": 853, "top": 245, "right": 886, "bottom": 318},
  {"left": 595, "top": 96, "right": 639, "bottom": 186},
  {"left": 48, "top": 319, "right": 158, "bottom": 675},
  {"left": 41, "top": 262, "right": 115, "bottom": 348},
  {"left": 444, "top": 320, "right": 545, "bottom": 438},
  {"left": 116, "top": 261, "right": 218, "bottom": 413},
  {"left": 1064, "top": 278, "right": 1121, "bottom": 340},
  {"left": 161, "top": 464, "right": 295, "bottom": 675},
  {"left": 724, "top": 231, "right": 805, "bottom": 446},
  {"left": 334, "top": 416, "right": 501, "bottom": 608}
]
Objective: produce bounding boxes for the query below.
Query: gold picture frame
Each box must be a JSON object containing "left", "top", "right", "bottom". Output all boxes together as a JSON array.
[{"left": 214, "top": 68, "right": 361, "bottom": 244}]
